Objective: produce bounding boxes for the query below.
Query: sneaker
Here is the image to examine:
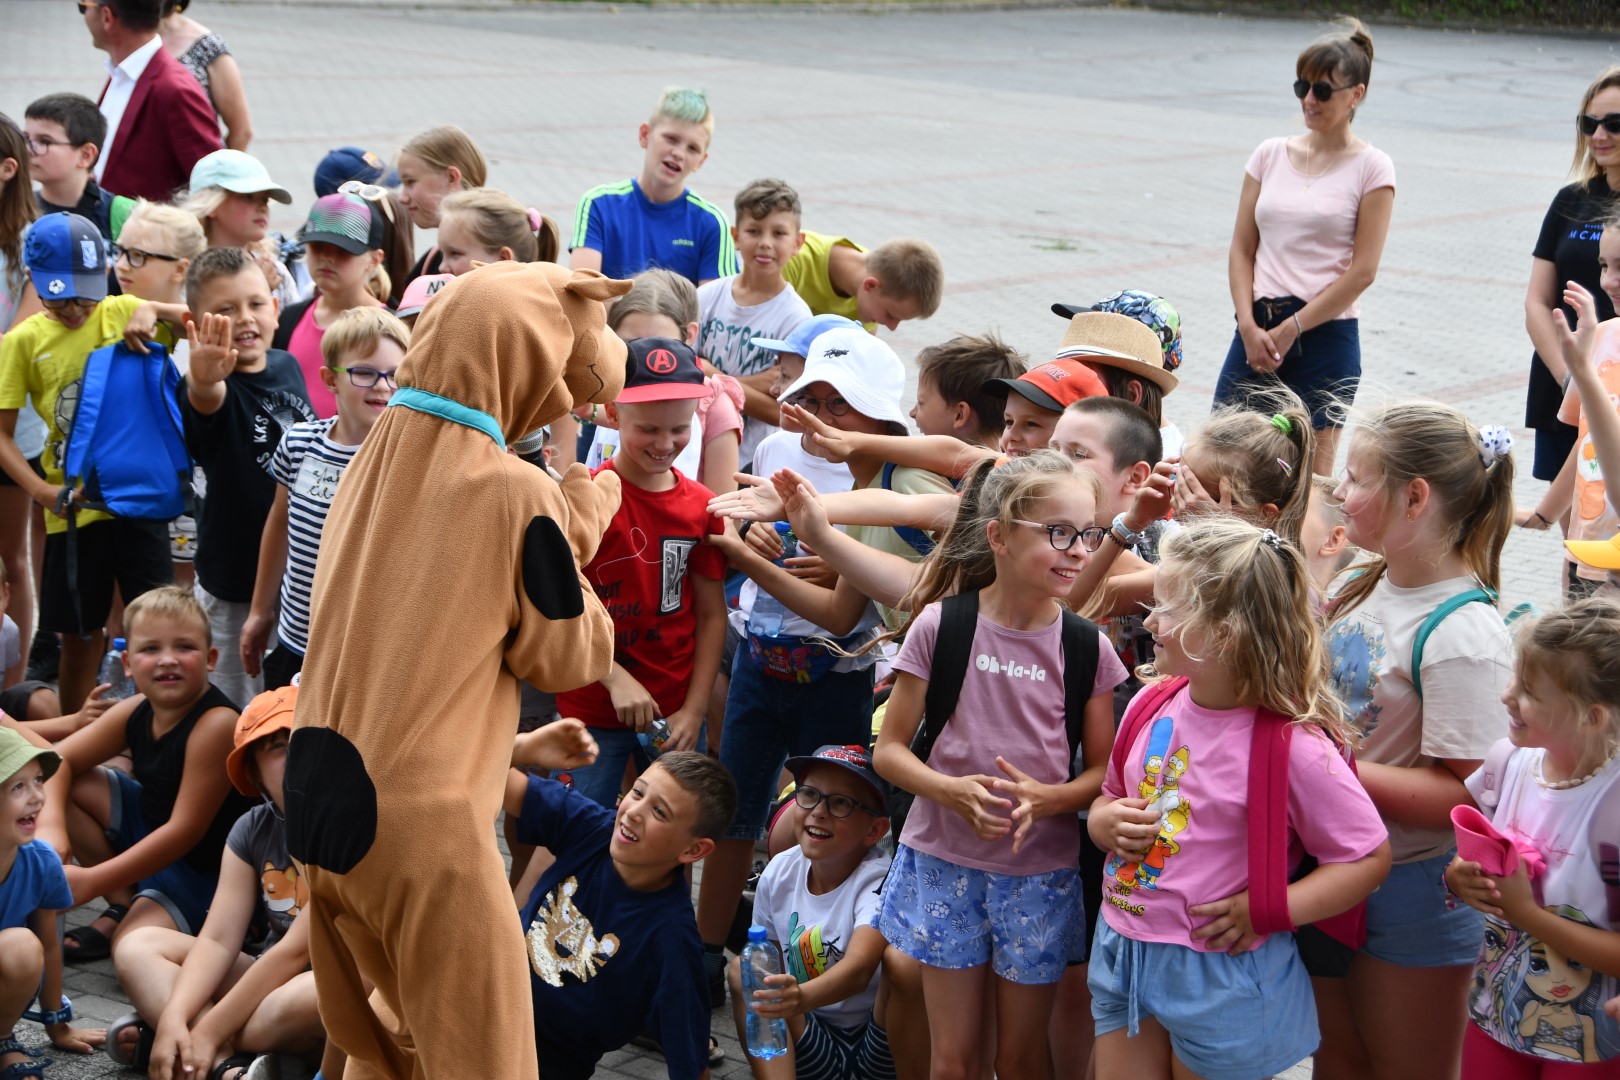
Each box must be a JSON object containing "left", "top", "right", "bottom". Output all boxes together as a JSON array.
[{"left": 25, "top": 631, "right": 59, "bottom": 683}]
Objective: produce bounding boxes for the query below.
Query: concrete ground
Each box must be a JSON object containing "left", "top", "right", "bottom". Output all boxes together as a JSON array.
[{"left": 7, "top": 0, "right": 1620, "bottom": 1075}]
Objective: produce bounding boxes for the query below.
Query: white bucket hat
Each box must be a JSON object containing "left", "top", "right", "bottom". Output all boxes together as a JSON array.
[{"left": 777, "top": 327, "right": 910, "bottom": 430}]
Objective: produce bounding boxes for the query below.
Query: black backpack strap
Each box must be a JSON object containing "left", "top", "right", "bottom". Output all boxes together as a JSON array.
[
  {"left": 1059, "top": 610, "right": 1101, "bottom": 778},
  {"left": 911, "top": 590, "right": 980, "bottom": 765}
]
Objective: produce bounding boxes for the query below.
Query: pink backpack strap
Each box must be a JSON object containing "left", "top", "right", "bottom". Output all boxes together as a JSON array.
[
  {"left": 1247, "top": 709, "right": 1296, "bottom": 936},
  {"left": 1108, "top": 677, "right": 1188, "bottom": 789}
]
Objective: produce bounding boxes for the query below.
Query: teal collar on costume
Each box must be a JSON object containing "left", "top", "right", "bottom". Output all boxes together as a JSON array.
[{"left": 388, "top": 387, "right": 506, "bottom": 448}]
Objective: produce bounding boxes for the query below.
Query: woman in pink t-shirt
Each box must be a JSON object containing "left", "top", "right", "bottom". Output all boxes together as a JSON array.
[{"left": 1216, "top": 18, "right": 1396, "bottom": 476}]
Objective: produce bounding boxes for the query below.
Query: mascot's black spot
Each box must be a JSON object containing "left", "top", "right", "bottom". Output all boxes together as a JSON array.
[
  {"left": 524, "top": 516, "right": 586, "bottom": 619},
  {"left": 285, "top": 728, "right": 377, "bottom": 874}
]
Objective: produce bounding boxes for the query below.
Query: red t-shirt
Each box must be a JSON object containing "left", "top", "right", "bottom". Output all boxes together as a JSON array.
[{"left": 558, "top": 461, "right": 726, "bottom": 728}]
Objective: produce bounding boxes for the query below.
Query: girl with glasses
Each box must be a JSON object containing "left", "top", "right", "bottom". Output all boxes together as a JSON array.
[{"left": 1214, "top": 16, "right": 1394, "bottom": 477}]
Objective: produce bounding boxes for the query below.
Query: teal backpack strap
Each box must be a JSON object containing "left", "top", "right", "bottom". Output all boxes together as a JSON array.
[{"left": 1410, "top": 587, "right": 1496, "bottom": 700}]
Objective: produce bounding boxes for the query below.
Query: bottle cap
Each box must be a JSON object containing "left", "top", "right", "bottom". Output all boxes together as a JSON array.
[
  {"left": 113, "top": 637, "right": 126, "bottom": 650},
  {"left": 773, "top": 521, "right": 792, "bottom": 535},
  {"left": 748, "top": 925, "right": 768, "bottom": 943}
]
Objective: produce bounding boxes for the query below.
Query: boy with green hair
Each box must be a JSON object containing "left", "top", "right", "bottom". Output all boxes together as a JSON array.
[{"left": 570, "top": 87, "right": 736, "bottom": 285}]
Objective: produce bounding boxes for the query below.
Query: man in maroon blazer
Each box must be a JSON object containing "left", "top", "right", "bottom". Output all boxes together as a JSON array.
[{"left": 83, "top": 0, "right": 220, "bottom": 203}]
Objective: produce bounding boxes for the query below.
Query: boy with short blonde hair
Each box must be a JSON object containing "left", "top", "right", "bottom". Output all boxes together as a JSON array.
[
  {"left": 783, "top": 234, "right": 943, "bottom": 332},
  {"left": 569, "top": 87, "right": 735, "bottom": 285}
]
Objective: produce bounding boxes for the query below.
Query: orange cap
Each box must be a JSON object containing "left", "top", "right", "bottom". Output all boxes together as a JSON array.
[{"left": 225, "top": 684, "right": 297, "bottom": 796}]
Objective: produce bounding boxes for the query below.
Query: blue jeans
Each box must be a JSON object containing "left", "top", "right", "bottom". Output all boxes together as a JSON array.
[{"left": 719, "top": 648, "right": 874, "bottom": 840}]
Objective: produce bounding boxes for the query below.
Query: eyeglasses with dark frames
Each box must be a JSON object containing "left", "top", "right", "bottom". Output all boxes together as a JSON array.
[
  {"left": 1293, "top": 78, "right": 1356, "bottom": 102},
  {"left": 788, "top": 393, "right": 852, "bottom": 418},
  {"left": 40, "top": 296, "right": 98, "bottom": 312},
  {"left": 1011, "top": 519, "right": 1107, "bottom": 553},
  {"left": 1578, "top": 113, "right": 1620, "bottom": 137},
  {"left": 329, "top": 365, "right": 400, "bottom": 389},
  {"left": 111, "top": 244, "right": 180, "bottom": 269},
  {"left": 23, "top": 134, "right": 74, "bottom": 156},
  {"left": 337, "top": 180, "right": 396, "bottom": 225},
  {"left": 793, "top": 784, "right": 881, "bottom": 819}
]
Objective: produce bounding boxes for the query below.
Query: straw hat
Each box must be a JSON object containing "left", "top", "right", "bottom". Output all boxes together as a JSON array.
[{"left": 1056, "top": 312, "right": 1178, "bottom": 393}]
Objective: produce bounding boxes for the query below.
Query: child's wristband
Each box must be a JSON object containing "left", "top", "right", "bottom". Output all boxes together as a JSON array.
[
  {"left": 1438, "top": 866, "right": 1460, "bottom": 910},
  {"left": 24, "top": 995, "right": 71, "bottom": 1025}
]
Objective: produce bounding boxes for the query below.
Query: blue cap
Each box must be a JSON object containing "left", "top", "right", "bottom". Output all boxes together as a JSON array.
[
  {"left": 188, "top": 149, "right": 292, "bottom": 204},
  {"left": 25, "top": 213, "right": 108, "bottom": 302},
  {"left": 313, "top": 146, "right": 399, "bottom": 199},
  {"left": 749, "top": 313, "right": 861, "bottom": 357},
  {"left": 783, "top": 744, "right": 884, "bottom": 806}
]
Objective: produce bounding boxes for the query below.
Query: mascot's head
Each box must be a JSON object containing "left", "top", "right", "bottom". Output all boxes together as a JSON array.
[{"left": 398, "top": 262, "right": 631, "bottom": 443}]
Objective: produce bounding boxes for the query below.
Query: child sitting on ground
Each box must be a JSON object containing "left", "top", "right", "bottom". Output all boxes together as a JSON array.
[
  {"left": 569, "top": 87, "right": 735, "bottom": 285},
  {"left": 181, "top": 247, "right": 315, "bottom": 709},
  {"left": 728, "top": 744, "right": 897, "bottom": 1080},
  {"left": 510, "top": 750, "right": 737, "bottom": 1080},
  {"left": 0, "top": 728, "right": 105, "bottom": 1077},
  {"left": 695, "top": 178, "right": 811, "bottom": 470},
  {"left": 108, "top": 684, "right": 319, "bottom": 1078},
  {"left": 554, "top": 338, "right": 728, "bottom": 808},
  {"left": 782, "top": 233, "right": 943, "bottom": 332},
  {"left": 48, "top": 586, "right": 252, "bottom": 962},
  {"left": 241, "top": 308, "right": 408, "bottom": 688}
]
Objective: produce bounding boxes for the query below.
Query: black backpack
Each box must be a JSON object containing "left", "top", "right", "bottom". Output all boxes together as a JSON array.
[{"left": 886, "top": 589, "right": 1100, "bottom": 837}]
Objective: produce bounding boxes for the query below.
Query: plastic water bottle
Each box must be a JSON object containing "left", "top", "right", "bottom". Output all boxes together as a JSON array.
[
  {"left": 636, "top": 717, "right": 672, "bottom": 760},
  {"left": 98, "top": 638, "right": 134, "bottom": 701},
  {"left": 746, "top": 523, "right": 798, "bottom": 637},
  {"left": 740, "top": 926, "right": 788, "bottom": 1059}
]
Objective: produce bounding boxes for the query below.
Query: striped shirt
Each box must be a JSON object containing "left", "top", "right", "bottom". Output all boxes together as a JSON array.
[
  {"left": 569, "top": 178, "right": 736, "bottom": 283},
  {"left": 269, "top": 418, "right": 359, "bottom": 656}
]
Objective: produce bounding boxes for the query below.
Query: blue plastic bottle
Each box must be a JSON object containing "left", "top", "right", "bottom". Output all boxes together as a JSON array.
[
  {"left": 746, "top": 523, "right": 798, "bottom": 637},
  {"left": 740, "top": 926, "right": 788, "bottom": 1059}
]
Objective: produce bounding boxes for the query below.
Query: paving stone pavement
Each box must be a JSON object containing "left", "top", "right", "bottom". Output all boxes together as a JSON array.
[{"left": 9, "top": 2, "right": 1620, "bottom": 1075}]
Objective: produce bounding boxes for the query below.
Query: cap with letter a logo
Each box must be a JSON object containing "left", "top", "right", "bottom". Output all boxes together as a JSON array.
[{"left": 616, "top": 337, "right": 710, "bottom": 404}]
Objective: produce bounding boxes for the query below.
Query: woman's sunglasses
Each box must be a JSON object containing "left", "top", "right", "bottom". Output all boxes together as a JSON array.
[
  {"left": 338, "top": 180, "right": 396, "bottom": 226},
  {"left": 1293, "top": 78, "right": 1356, "bottom": 102},
  {"left": 1578, "top": 113, "right": 1620, "bottom": 137}
]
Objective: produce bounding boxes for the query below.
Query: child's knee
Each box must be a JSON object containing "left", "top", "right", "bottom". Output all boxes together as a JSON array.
[
  {"left": 0, "top": 927, "right": 44, "bottom": 983},
  {"left": 68, "top": 766, "right": 110, "bottom": 818},
  {"left": 882, "top": 945, "right": 922, "bottom": 993}
]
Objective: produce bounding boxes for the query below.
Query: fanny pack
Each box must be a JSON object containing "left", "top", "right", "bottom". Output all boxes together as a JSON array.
[{"left": 747, "top": 630, "right": 867, "bottom": 683}]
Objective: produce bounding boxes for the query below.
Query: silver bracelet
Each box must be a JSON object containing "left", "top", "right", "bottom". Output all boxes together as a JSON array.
[{"left": 1292, "top": 313, "right": 1304, "bottom": 338}]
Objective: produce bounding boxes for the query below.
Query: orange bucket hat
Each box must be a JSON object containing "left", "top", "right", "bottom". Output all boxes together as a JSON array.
[{"left": 226, "top": 684, "right": 297, "bottom": 796}]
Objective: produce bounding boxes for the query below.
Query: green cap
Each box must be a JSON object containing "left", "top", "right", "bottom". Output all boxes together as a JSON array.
[{"left": 0, "top": 728, "right": 61, "bottom": 785}]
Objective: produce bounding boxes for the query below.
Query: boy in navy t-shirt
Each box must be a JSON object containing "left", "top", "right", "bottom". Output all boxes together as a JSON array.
[
  {"left": 0, "top": 726, "right": 105, "bottom": 1069},
  {"left": 506, "top": 750, "right": 737, "bottom": 1080},
  {"left": 569, "top": 88, "right": 736, "bottom": 285}
]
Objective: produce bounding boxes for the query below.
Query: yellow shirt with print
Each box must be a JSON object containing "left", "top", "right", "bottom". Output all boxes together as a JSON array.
[
  {"left": 782, "top": 232, "right": 875, "bottom": 332},
  {"left": 847, "top": 464, "right": 955, "bottom": 631},
  {"left": 0, "top": 295, "right": 175, "bottom": 534}
]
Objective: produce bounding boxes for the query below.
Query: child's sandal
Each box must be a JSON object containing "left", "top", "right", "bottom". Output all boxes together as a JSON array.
[
  {"left": 104, "top": 1012, "right": 153, "bottom": 1069},
  {"left": 0, "top": 1034, "right": 45, "bottom": 1080},
  {"left": 208, "top": 1053, "right": 259, "bottom": 1080},
  {"left": 61, "top": 902, "right": 127, "bottom": 962}
]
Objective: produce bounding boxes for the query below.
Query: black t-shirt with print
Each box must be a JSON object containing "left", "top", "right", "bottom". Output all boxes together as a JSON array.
[{"left": 1528, "top": 176, "right": 1617, "bottom": 427}]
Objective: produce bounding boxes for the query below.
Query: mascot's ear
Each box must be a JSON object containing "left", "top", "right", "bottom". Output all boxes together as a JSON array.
[
  {"left": 565, "top": 270, "right": 634, "bottom": 304},
  {"left": 523, "top": 517, "right": 587, "bottom": 620}
]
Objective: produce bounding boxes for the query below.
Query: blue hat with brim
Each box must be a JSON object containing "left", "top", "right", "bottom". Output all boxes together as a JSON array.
[
  {"left": 25, "top": 213, "right": 108, "bottom": 303},
  {"left": 784, "top": 744, "right": 885, "bottom": 807},
  {"left": 750, "top": 313, "right": 861, "bottom": 357}
]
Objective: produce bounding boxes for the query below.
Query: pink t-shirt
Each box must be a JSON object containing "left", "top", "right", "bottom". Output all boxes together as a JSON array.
[
  {"left": 286, "top": 305, "right": 335, "bottom": 420},
  {"left": 891, "top": 602, "right": 1129, "bottom": 876},
  {"left": 1247, "top": 136, "right": 1396, "bottom": 319},
  {"left": 1100, "top": 685, "right": 1387, "bottom": 950}
]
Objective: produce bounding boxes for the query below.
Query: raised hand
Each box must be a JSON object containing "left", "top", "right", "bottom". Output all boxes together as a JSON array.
[
  {"left": 707, "top": 473, "right": 785, "bottom": 522},
  {"left": 186, "top": 312, "right": 239, "bottom": 386}
]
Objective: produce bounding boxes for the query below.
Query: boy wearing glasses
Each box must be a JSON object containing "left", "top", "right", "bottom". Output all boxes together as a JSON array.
[
  {"left": 180, "top": 246, "right": 314, "bottom": 706},
  {"left": 0, "top": 212, "right": 182, "bottom": 713},
  {"left": 25, "top": 94, "right": 134, "bottom": 256},
  {"left": 727, "top": 744, "right": 898, "bottom": 1080},
  {"left": 243, "top": 308, "right": 407, "bottom": 689}
]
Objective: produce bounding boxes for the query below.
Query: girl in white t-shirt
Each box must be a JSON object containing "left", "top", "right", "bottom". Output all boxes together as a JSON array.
[
  {"left": 1448, "top": 597, "right": 1620, "bottom": 1073},
  {"left": 1089, "top": 516, "right": 1388, "bottom": 1080},
  {"left": 1321, "top": 401, "right": 1519, "bottom": 1079},
  {"left": 873, "top": 450, "right": 1125, "bottom": 1080},
  {"left": 1215, "top": 17, "right": 1396, "bottom": 475}
]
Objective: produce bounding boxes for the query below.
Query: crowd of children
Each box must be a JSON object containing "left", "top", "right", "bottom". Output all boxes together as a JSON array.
[{"left": 1, "top": 8, "right": 1619, "bottom": 1078}]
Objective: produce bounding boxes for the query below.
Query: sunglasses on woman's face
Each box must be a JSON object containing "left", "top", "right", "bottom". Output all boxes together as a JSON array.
[
  {"left": 1293, "top": 78, "right": 1355, "bottom": 102},
  {"left": 1578, "top": 113, "right": 1620, "bottom": 137}
]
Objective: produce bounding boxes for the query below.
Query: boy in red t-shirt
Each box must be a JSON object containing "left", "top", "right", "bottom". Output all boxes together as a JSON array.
[{"left": 557, "top": 338, "right": 727, "bottom": 808}]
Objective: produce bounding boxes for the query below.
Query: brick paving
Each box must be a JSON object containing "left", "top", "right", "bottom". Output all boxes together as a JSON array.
[{"left": 7, "top": 1, "right": 1619, "bottom": 1074}]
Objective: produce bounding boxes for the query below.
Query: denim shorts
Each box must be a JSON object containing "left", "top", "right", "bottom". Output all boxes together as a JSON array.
[
  {"left": 1213, "top": 314, "right": 1361, "bottom": 430},
  {"left": 1088, "top": 920, "right": 1318, "bottom": 1080},
  {"left": 104, "top": 767, "right": 219, "bottom": 935},
  {"left": 564, "top": 724, "right": 707, "bottom": 809},
  {"left": 877, "top": 844, "right": 1083, "bottom": 985},
  {"left": 1362, "top": 848, "right": 1484, "bottom": 968},
  {"left": 719, "top": 647, "right": 873, "bottom": 841}
]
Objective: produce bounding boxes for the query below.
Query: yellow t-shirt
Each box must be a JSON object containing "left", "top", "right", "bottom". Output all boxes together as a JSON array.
[
  {"left": 783, "top": 231, "right": 873, "bottom": 330},
  {"left": 846, "top": 464, "right": 956, "bottom": 631},
  {"left": 0, "top": 296, "right": 172, "bottom": 533}
]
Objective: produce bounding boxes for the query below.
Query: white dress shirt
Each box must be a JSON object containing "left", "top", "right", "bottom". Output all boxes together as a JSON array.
[{"left": 96, "top": 34, "right": 163, "bottom": 183}]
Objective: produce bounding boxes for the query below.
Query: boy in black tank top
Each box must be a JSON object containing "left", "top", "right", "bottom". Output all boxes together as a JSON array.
[{"left": 45, "top": 586, "right": 249, "bottom": 966}]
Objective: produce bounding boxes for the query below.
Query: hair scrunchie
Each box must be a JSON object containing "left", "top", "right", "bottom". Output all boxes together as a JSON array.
[
  {"left": 1477, "top": 425, "right": 1514, "bottom": 469},
  {"left": 527, "top": 207, "right": 543, "bottom": 234}
]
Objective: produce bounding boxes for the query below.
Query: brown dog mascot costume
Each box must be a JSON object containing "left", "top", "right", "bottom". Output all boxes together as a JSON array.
[{"left": 284, "top": 261, "right": 631, "bottom": 1078}]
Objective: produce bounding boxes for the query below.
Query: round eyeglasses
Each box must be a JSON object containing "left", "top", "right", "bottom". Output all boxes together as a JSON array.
[
  {"left": 793, "top": 785, "right": 881, "bottom": 819},
  {"left": 329, "top": 365, "right": 399, "bottom": 389},
  {"left": 1011, "top": 519, "right": 1107, "bottom": 553}
]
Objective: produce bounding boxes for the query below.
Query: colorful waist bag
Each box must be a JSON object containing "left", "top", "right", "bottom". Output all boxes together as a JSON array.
[
  {"left": 1110, "top": 675, "right": 1367, "bottom": 950},
  {"left": 747, "top": 629, "right": 870, "bottom": 684}
]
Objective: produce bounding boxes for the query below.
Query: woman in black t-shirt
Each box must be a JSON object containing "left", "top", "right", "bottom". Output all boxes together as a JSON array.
[{"left": 1522, "top": 67, "right": 1620, "bottom": 485}]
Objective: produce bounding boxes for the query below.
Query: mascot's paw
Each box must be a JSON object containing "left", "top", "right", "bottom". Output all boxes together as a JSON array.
[
  {"left": 285, "top": 728, "right": 378, "bottom": 874},
  {"left": 554, "top": 464, "right": 621, "bottom": 566}
]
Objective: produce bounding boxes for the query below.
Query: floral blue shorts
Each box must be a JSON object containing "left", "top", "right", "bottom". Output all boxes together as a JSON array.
[{"left": 876, "top": 844, "right": 1083, "bottom": 985}]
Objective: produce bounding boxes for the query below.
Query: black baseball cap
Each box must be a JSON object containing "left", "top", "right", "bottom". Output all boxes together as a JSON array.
[{"left": 617, "top": 337, "right": 709, "bottom": 404}]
